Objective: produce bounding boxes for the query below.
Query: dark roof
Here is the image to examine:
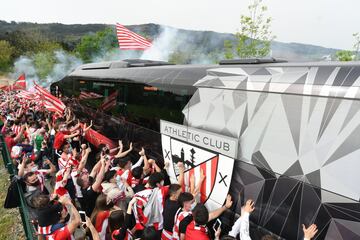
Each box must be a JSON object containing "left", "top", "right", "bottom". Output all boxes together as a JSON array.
[{"left": 67, "top": 60, "right": 360, "bottom": 87}]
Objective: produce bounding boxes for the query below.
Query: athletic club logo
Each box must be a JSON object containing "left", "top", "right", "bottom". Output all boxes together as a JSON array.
[{"left": 161, "top": 120, "right": 237, "bottom": 210}]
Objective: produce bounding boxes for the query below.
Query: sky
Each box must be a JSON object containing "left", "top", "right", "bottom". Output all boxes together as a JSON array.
[{"left": 1, "top": 0, "right": 359, "bottom": 50}]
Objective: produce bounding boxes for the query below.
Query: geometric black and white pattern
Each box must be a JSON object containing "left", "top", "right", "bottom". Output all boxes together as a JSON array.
[{"left": 183, "top": 66, "right": 360, "bottom": 239}]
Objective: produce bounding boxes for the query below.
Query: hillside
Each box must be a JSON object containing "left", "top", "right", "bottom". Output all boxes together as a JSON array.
[{"left": 0, "top": 20, "right": 340, "bottom": 61}]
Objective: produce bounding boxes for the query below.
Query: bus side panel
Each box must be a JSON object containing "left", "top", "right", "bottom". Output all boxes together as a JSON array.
[{"left": 184, "top": 87, "right": 360, "bottom": 239}]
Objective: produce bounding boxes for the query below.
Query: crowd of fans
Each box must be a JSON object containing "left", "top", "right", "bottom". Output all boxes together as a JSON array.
[{"left": 0, "top": 90, "right": 318, "bottom": 240}]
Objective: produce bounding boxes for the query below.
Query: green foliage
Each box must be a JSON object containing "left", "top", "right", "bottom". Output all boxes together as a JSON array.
[
  {"left": 33, "top": 51, "right": 56, "bottom": 80},
  {"left": 168, "top": 49, "right": 221, "bottom": 64},
  {"left": 75, "top": 28, "right": 118, "bottom": 63},
  {"left": 224, "top": 40, "right": 234, "bottom": 60},
  {"left": 336, "top": 50, "right": 353, "bottom": 61},
  {"left": 168, "top": 51, "right": 192, "bottom": 64},
  {"left": 0, "top": 160, "right": 24, "bottom": 240},
  {"left": 225, "top": 0, "right": 275, "bottom": 59},
  {"left": 5, "top": 30, "right": 61, "bottom": 59},
  {"left": 353, "top": 32, "right": 360, "bottom": 61},
  {"left": 0, "top": 40, "right": 14, "bottom": 71}
]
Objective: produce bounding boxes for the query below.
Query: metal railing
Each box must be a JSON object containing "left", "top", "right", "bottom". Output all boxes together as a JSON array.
[{"left": 0, "top": 135, "right": 35, "bottom": 240}]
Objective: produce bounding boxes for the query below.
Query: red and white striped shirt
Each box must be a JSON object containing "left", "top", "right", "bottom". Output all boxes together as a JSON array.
[{"left": 172, "top": 209, "right": 192, "bottom": 240}]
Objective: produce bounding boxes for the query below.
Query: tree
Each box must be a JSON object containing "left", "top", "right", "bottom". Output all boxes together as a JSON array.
[
  {"left": 224, "top": 0, "right": 275, "bottom": 59},
  {"left": 335, "top": 50, "right": 353, "bottom": 61},
  {"left": 168, "top": 50, "right": 192, "bottom": 64},
  {"left": 353, "top": 32, "right": 360, "bottom": 61},
  {"left": 75, "top": 28, "right": 118, "bottom": 63},
  {"left": 4, "top": 30, "right": 61, "bottom": 59},
  {"left": 33, "top": 51, "right": 56, "bottom": 80},
  {"left": 224, "top": 40, "right": 234, "bottom": 60},
  {"left": 0, "top": 40, "right": 14, "bottom": 72}
]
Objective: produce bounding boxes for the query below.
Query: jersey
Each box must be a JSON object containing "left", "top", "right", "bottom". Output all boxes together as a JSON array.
[
  {"left": 184, "top": 221, "right": 209, "bottom": 240},
  {"left": 172, "top": 208, "right": 192, "bottom": 240}
]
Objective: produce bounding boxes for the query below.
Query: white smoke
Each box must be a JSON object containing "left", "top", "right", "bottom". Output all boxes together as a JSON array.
[
  {"left": 45, "top": 50, "right": 82, "bottom": 87},
  {"left": 12, "top": 50, "right": 83, "bottom": 90},
  {"left": 12, "top": 56, "right": 39, "bottom": 89},
  {"left": 92, "top": 47, "right": 141, "bottom": 62},
  {"left": 10, "top": 25, "right": 220, "bottom": 90},
  {"left": 141, "top": 26, "right": 178, "bottom": 61},
  {"left": 93, "top": 26, "right": 180, "bottom": 62}
]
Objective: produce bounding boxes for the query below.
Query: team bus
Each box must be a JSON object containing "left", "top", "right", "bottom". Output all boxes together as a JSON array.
[{"left": 51, "top": 59, "right": 360, "bottom": 240}]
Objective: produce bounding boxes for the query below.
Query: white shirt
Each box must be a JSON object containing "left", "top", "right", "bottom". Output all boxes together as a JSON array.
[{"left": 228, "top": 212, "right": 251, "bottom": 240}]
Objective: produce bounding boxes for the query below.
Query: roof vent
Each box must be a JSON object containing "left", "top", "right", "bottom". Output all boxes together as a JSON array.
[
  {"left": 122, "top": 59, "right": 174, "bottom": 67},
  {"left": 219, "top": 58, "right": 287, "bottom": 65}
]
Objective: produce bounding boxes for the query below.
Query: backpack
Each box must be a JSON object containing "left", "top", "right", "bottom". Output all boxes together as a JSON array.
[{"left": 4, "top": 175, "right": 26, "bottom": 209}]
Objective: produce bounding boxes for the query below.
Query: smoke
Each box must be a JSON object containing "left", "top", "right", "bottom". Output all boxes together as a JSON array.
[
  {"left": 12, "top": 56, "right": 39, "bottom": 89},
  {"left": 92, "top": 26, "right": 180, "bottom": 62},
  {"left": 45, "top": 50, "right": 82, "bottom": 86},
  {"left": 11, "top": 25, "right": 225, "bottom": 89},
  {"left": 92, "top": 47, "right": 141, "bottom": 62},
  {"left": 12, "top": 50, "right": 83, "bottom": 89},
  {"left": 141, "top": 27, "right": 178, "bottom": 61}
]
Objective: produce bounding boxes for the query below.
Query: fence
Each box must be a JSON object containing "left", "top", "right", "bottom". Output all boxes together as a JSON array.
[{"left": 0, "top": 134, "right": 35, "bottom": 240}]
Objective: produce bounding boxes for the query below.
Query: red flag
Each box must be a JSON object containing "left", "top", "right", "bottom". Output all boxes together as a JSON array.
[
  {"left": 116, "top": 23, "right": 152, "bottom": 50},
  {"left": 15, "top": 90, "right": 39, "bottom": 100},
  {"left": 83, "top": 126, "right": 116, "bottom": 149},
  {"left": 0, "top": 85, "right": 10, "bottom": 91},
  {"left": 12, "top": 74, "right": 26, "bottom": 90},
  {"left": 79, "top": 91, "right": 103, "bottom": 100},
  {"left": 33, "top": 82, "right": 66, "bottom": 114},
  {"left": 101, "top": 91, "right": 118, "bottom": 111}
]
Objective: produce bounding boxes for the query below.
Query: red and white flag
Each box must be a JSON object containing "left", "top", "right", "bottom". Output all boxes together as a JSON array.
[
  {"left": 79, "top": 91, "right": 103, "bottom": 100},
  {"left": 33, "top": 82, "right": 66, "bottom": 114},
  {"left": 0, "top": 74, "right": 26, "bottom": 91},
  {"left": 16, "top": 90, "right": 38, "bottom": 100},
  {"left": 83, "top": 125, "right": 117, "bottom": 149},
  {"left": 101, "top": 91, "right": 118, "bottom": 111},
  {"left": 12, "top": 74, "right": 26, "bottom": 90},
  {"left": 116, "top": 23, "right": 152, "bottom": 50}
]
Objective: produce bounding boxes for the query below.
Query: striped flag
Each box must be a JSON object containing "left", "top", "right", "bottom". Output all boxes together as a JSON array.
[
  {"left": 12, "top": 74, "right": 26, "bottom": 90},
  {"left": 0, "top": 74, "right": 26, "bottom": 91},
  {"left": 101, "top": 91, "right": 118, "bottom": 111},
  {"left": 79, "top": 91, "right": 103, "bottom": 100},
  {"left": 33, "top": 82, "right": 66, "bottom": 114},
  {"left": 15, "top": 90, "right": 39, "bottom": 100},
  {"left": 116, "top": 23, "right": 152, "bottom": 50}
]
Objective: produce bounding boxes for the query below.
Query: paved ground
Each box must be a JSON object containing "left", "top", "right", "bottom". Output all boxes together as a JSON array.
[{"left": 0, "top": 157, "right": 25, "bottom": 240}]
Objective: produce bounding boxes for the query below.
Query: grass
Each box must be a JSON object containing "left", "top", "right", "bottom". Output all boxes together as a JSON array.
[{"left": 0, "top": 158, "right": 25, "bottom": 240}]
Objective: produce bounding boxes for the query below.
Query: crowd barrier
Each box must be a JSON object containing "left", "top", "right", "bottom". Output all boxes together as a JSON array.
[{"left": 0, "top": 134, "right": 35, "bottom": 240}]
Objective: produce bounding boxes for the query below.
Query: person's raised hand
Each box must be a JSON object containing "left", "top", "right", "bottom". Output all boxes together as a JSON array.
[
  {"left": 139, "top": 147, "right": 145, "bottom": 156},
  {"left": 225, "top": 194, "right": 233, "bottom": 209},
  {"left": 129, "top": 197, "right": 137, "bottom": 207},
  {"left": 215, "top": 226, "right": 221, "bottom": 240},
  {"left": 190, "top": 174, "right": 195, "bottom": 185},
  {"left": 177, "top": 162, "right": 184, "bottom": 170},
  {"left": 200, "top": 169, "right": 206, "bottom": 181},
  {"left": 86, "top": 147, "right": 92, "bottom": 154},
  {"left": 243, "top": 199, "right": 255, "bottom": 213},
  {"left": 85, "top": 216, "right": 93, "bottom": 228},
  {"left": 302, "top": 224, "right": 318, "bottom": 239}
]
